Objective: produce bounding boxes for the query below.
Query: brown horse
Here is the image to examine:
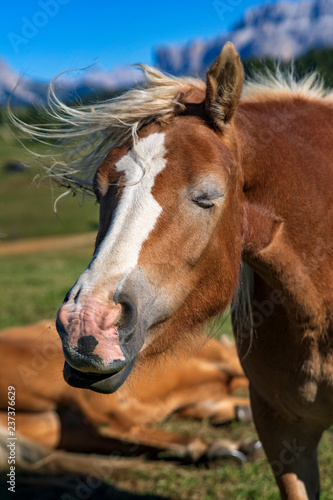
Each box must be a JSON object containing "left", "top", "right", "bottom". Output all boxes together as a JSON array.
[{"left": 15, "top": 42, "right": 333, "bottom": 499}]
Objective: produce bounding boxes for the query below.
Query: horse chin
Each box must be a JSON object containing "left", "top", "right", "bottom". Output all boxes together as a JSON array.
[{"left": 63, "top": 358, "right": 136, "bottom": 394}]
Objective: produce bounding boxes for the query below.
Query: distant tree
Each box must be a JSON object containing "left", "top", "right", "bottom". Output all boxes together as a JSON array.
[
  {"left": 294, "top": 48, "right": 333, "bottom": 88},
  {"left": 243, "top": 48, "right": 333, "bottom": 88}
]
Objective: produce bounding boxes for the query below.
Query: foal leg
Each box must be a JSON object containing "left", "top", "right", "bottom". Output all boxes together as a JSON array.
[
  {"left": 73, "top": 392, "right": 208, "bottom": 460},
  {"left": 176, "top": 394, "right": 250, "bottom": 423},
  {"left": 99, "top": 423, "right": 208, "bottom": 460},
  {"left": 0, "top": 410, "right": 60, "bottom": 448},
  {"left": 250, "top": 387, "right": 321, "bottom": 500}
]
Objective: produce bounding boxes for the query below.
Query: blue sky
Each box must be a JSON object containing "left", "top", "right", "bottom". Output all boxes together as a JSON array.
[{"left": 1, "top": 0, "right": 295, "bottom": 80}]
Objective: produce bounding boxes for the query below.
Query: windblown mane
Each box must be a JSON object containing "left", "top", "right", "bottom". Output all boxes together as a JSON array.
[
  {"left": 8, "top": 65, "right": 205, "bottom": 193},
  {"left": 9, "top": 64, "right": 333, "bottom": 193}
]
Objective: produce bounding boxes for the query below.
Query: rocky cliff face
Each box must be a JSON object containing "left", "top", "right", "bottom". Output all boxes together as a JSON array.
[{"left": 156, "top": 0, "right": 333, "bottom": 76}]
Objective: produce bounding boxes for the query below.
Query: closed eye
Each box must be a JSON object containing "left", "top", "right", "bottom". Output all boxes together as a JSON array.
[
  {"left": 193, "top": 197, "right": 215, "bottom": 209},
  {"left": 192, "top": 194, "right": 224, "bottom": 209}
]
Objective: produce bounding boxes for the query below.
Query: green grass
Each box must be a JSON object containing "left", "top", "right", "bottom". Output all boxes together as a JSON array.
[
  {"left": 0, "top": 125, "right": 99, "bottom": 240},
  {"left": 2, "top": 422, "right": 333, "bottom": 499},
  {"left": 135, "top": 427, "right": 333, "bottom": 500},
  {"left": 0, "top": 247, "right": 93, "bottom": 328},
  {"left": 0, "top": 167, "right": 99, "bottom": 239},
  {"left": 110, "top": 452, "right": 281, "bottom": 500}
]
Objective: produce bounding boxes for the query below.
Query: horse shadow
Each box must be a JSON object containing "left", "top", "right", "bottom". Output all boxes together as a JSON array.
[{"left": 0, "top": 472, "right": 170, "bottom": 500}]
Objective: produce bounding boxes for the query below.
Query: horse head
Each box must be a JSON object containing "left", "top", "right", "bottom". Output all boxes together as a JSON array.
[{"left": 56, "top": 43, "right": 245, "bottom": 393}]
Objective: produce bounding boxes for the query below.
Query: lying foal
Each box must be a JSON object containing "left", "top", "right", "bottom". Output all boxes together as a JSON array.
[{"left": 0, "top": 320, "right": 252, "bottom": 461}]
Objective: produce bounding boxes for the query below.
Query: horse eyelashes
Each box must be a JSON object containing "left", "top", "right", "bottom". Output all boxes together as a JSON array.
[
  {"left": 193, "top": 197, "right": 215, "bottom": 209},
  {"left": 193, "top": 193, "right": 224, "bottom": 209}
]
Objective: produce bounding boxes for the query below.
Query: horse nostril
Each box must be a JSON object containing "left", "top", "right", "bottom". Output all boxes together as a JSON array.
[
  {"left": 77, "top": 335, "right": 98, "bottom": 355},
  {"left": 74, "top": 288, "right": 82, "bottom": 303},
  {"left": 116, "top": 294, "right": 137, "bottom": 331},
  {"left": 63, "top": 286, "right": 81, "bottom": 305}
]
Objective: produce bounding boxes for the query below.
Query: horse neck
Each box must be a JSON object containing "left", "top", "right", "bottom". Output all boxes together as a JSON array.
[{"left": 233, "top": 98, "right": 333, "bottom": 329}]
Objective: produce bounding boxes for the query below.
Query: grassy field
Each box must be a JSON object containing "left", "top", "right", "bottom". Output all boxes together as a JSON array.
[
  {"left": 0, "top": 247, "right": 93, "bottom": 328},
  {"left": 0, "top": 125, "right": 99, "bottom": 240}
]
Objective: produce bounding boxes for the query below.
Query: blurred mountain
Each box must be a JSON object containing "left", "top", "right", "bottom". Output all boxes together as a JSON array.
[
  {"left": 1, "top": 0, "right": 333, "bottom": 106},
  {"left": 156, "top": 0, "right": 333, "bottom": 76},
  {"left": 0, "top": 60, "right": 142, "bottom": 107},
  {"left": 0, "top": 59, "right": 43, "bottom": 106}
]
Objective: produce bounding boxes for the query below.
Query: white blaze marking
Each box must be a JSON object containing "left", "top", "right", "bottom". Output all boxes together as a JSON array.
[{"left": 79, "top": 132, "right": 167, "bottom": 294}]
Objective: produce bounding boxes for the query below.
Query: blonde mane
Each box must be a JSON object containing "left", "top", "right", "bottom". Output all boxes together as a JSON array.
[
  {"left": 242, "top": 67, "right": 333, "bottom": 103},
  {"left": 9, "top": 65, "right": 205, "bottom": 192},
  {"left": 9, "top": 63, "right": 333, "bottom": 193}
]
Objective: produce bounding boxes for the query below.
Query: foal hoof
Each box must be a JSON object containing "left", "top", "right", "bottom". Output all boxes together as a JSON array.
[
  {"left": 206, "top": 441, "right": 247, "bottom": 465},
  {"left": 185, "top": 438, "right": 208, "bottom": 461},
  {"left": 238, "top": 439, "right": 263, "bottom": 461}
]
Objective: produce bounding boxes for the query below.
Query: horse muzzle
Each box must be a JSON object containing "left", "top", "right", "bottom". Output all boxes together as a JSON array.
[
  {"left": 62, "top": 357, "right": 137, "bottom": 394},
  {"left": 56, "top": 267, "right": 172, "bottom": 393},
  {"left": 56, "top": 294, "right": 144, "bottom": 393}
]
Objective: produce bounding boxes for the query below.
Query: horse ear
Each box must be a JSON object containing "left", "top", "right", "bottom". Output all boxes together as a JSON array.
[{"left": 205, "top": 42, "right": 244, "bottom": 128}]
